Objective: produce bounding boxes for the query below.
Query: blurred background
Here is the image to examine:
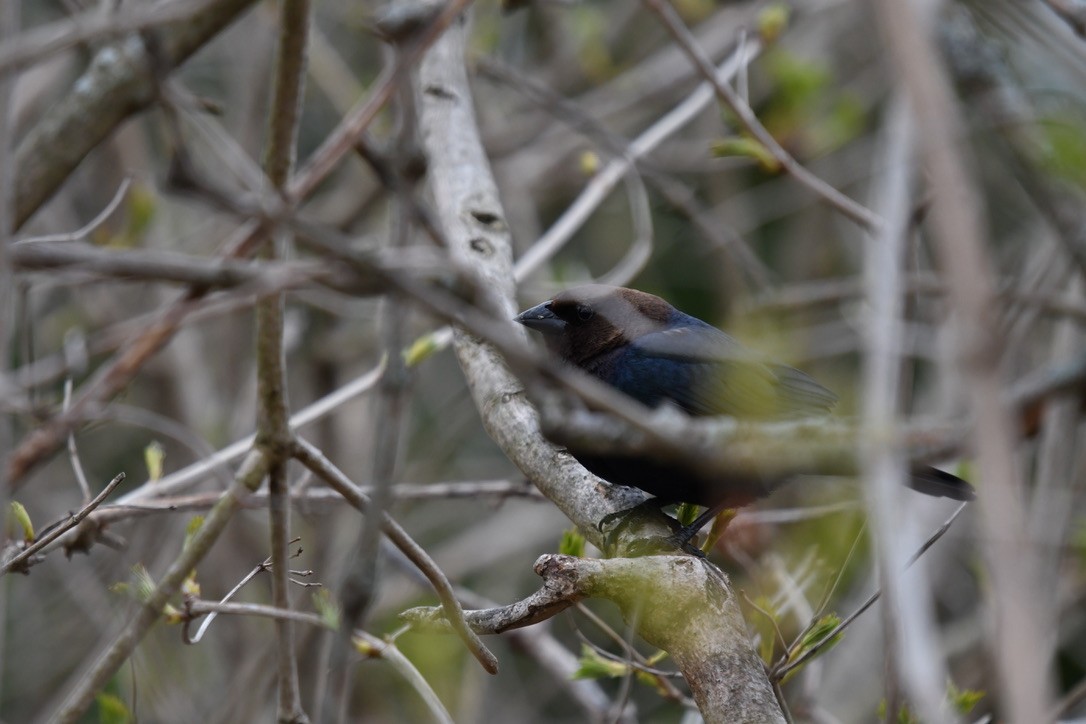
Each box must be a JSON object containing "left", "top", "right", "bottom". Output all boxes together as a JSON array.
[{"left": 4, "top": 0, "right": 1086, "bottom": 721}]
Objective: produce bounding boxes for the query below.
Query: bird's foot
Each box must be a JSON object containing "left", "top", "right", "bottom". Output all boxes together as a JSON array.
[
  {"left": 598, "top": 499, "right": 711, "bottom": 557},
  {"left": 622, "top": 534, "right": 705, "bottom": 558},
  {"left": 597, "top": 498, "right": 671, "bottom": 534}
]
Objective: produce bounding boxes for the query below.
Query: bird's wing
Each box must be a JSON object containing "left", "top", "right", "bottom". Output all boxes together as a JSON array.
[{"left": 627, "top": 325, "right": 838, "bottom": 419}]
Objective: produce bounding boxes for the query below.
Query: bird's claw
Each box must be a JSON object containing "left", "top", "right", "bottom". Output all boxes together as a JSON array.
[
  {"left": 619, "top": 533, "right": 705, "bottom": 558},
  {"left": 596, "top": 500, "right": 709, "bottom": 557}
]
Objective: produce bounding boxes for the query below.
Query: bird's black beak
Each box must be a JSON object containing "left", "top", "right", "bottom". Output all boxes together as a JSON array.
[{"left": 514, "top": 301, "right": 566, "bottom": 336}]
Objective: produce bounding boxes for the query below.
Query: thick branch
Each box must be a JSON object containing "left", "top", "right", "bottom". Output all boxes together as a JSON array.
[
  {"left": 13, "top": 0, "right": 259, "bottom": 228},
  {"left": 406, "top": 554, "right": 784, "bottom": 723},
  {"left": 411, "top": 8, "right": 783, "bottom": 722},
  {"left": 543, "top": 406, "right": 963, "bottom": 482}
]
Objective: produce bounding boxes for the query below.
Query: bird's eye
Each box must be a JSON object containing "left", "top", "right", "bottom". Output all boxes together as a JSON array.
[{"left": 575, "top": 304, "right": 594, "bottom": 322}]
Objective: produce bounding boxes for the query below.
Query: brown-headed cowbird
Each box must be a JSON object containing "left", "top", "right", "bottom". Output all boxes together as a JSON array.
[{"left": 515, "top": 285, "right": 974, "bottom": 545}]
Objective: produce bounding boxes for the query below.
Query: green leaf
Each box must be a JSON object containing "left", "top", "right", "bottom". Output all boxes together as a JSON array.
[
  {"left": 953, "top": 459, "right": 974, "bottom": 484},
  {"left": 314, "top": 589, "right": 342, "bottom": 631},
  {"left": 559, "top": 528, "right": 586, "bottom": 557},
  {"left": 126, "top": 183, "right": 157, "bottom": 239},
  {"left": 404, "top": 332, "right": 444, "bottom": 366},
  {"left": 779, "top": 613, "right": 842, "bottom": 682},
  {"left": 572, "top": 644, "right": 628, "bottom": 680},
  {"left": 877, "top": 699, "right": 919, "bottom": 724},
  {"left": 144, "top": 440, "right": 165, "bottom": 483},
  {"left": 675, "top": 502, "right": 700, "bottom": 527},
  {"left": 710, "top": 137, "right": 781, "bottom": 172},
  {"left": 796, "top": 613, "right": 842, "bottom": 655},
  {"left": 947, "top": 679, "right": 985, "bottom": 714},
  {"left": 1038, "top": 114, "right": 1086, "bottom": 189},
  {"left": 96, "top": 692, "right": 132, "bottom": 724},
  {"left": 757, "top": 3, "right": 790, "bottom": 44},
  {"left": 1073, "top": 520, "right": 1086, "bottom": 571},
  {"left": 131, "top": 564, "right": 156, "bottom": 603},
  {"left": 9, "top": 501, "right": 34, "bottom": 542}
]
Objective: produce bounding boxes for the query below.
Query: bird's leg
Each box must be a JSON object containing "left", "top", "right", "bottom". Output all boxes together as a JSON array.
[
  {"left": 597, "top": 498, "right": 683, "bottom": 557},
  {"left": 597, "top": 498, "right": 672, "bottom": 534},
  {"left": 597, "top": 498, "right": 717, "bottom": 558},
  {"left": 666, "top": 503, "right": 733, "bottom": 552}
]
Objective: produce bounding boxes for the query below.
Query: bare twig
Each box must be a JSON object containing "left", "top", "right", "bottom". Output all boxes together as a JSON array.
[
  {"left": 292, "top": 437, "right": 499, "bottom": 675},
  {"left": 861, "top": 96, "right": 947, "bottom": 720},
  {"left": 513, "top": 38, "right": 766, "bottom": 282},
  {"left": 400, "top": 559, "right": 584, "bottom": 635},
  {"left": 9, "top": 242, "right": 396, "bottom": 291},
  {"left": 16, "top": 177, "right": 131, "bottom": 245},
  {"left": 13, "top": 0, "right": 260, "bottom": 228},
  {"left": 257, "top": 0, "right": 311, "bottom": 717},
  {"left": 0, "top": 0, "right": 223, "bottom": 74},
  {"left": 1, "top": 472, "right": 125, "bottom": 576},
  {"left": 111, "top": 357, "right": 386, "bottom": 505},
  {"left": 573, "top": 602, "right": 689, "bottom": 703},
  {"left": 63, "top": 378, "right": 92, "bottom": 502},
  {"left": 0, "top": 0, "right": 19, "bottom": 686},
  {"left": 287, "top": 0, "right": 475, "bottom": 202},
  {"left": 181, "top": 599, "right": 454, "bottom": 724},
  {"left": 51, "top": 450, "right": 270, "bottom": 723},
  {"left": 187, "top": 553, "right": 275, "bottom": 644},
  {"left": 772, "top": 502, "right": 968, "bottom": 682},
  {"left": 641, "top": 0, "right": 883, "bottom": 232},
  {"left": 1043, "top": 0, "right": 1086, "bottom": 37},
  {"left": 351, "top": 629, "right": 455, "bottom": 724}
]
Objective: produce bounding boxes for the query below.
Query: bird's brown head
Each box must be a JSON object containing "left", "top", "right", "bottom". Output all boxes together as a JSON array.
[{"left": 514, "top": 285, "right": 675, "bottom": 366}]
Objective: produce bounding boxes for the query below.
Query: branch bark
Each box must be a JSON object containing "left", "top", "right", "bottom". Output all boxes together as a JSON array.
[
  {"left": 13, "top": 0, "right": 260, "bottom": 228},
  {"left": 411, "top": 7, "right": 783, "bottom": 722}
]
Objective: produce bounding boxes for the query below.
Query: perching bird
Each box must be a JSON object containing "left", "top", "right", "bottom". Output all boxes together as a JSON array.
[{"left": 514, "top": 285, "right": 974, "bottom": 547}]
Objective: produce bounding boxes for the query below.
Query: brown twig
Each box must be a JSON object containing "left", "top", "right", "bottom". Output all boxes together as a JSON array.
[
  {"left": 771, "top": 502, "right": 968, "bottom": 682},
  {"left": 640, "top": 0, "right": 883, "bottom": 232},
  {"left": 181, "top": 599, "right": 454, "bottom": 724},
  {"left": 51, "top": 450, "right": 270, "bottom": 723},
  {"left": 1, "top": 471, "right": 125, "bottom": 575},
  {"left": 292, "top": 437, "right": 499, "bottom": 675},
  {"left": 257, "top": 0, "right": 311, "bottom": 717}
]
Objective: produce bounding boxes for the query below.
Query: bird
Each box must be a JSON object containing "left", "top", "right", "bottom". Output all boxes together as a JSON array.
[{"left": 514, "top": 284, "right": 974, "bottom": 550}]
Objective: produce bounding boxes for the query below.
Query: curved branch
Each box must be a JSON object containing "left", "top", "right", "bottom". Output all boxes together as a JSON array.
[
  {"left": 405, "top": 555, "right": 784, "bottom": 723},
  {"left": 411, "top": 9, "right": 783, "bottom": 722}
]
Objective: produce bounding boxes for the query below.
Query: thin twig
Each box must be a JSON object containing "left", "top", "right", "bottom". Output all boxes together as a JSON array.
[
  {"left": 187, "top": 554, "right": 274, "bottom": 644},
  {"left": 181, "top": 599, "right": 454, "bottom": 724},
  {"left": 641, "top": 0, "right": 882, "bottom": 232},
  {"left": 574, "top": 602, "right": 687, "bottom": 702},
  {"left": 1, "top": 472, "right": 125, "bottom": 576},
  {"left": 513, "top": 38, "right": 765, "bottom": 281},
  {"left": 51, "top": 451, "right": 270, "bottom": 724},
  {"left": 15, "top": 177, "right": 131, "bottom": 245},
  {"left": 292, "top": 437, "right": 499, "bottom": 674},
  {"left": 772, "top": 502, "right": 968, "bottom": 682},
  {"left": 117, "top": 357, "right": 387, "bottom": 504},
  {"left": 287, "top": 0, "right": 475, "bottom": 202},
  {"left": 740, "top": 590, "right": 790, "bottom": 659},
  {"left": 258, "top": 0, "right": 311, "bottom": 717},
  {"left": 63, "top": 378, "right": 92, "bottom": 502}
]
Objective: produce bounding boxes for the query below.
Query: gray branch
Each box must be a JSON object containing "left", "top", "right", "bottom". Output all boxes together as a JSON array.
[
  {"left": 411, "top": 7, "right": 784, "bottom": 722},
  {"left": 405, "top": 554, "right": 784, "bottom": 724},
  {"left": 14, "top": 0, "right": 260, "bottom": 228}
]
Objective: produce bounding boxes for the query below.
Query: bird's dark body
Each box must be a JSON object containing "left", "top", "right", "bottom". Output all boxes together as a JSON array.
[{"left": 515, "top": 285, "right": 975, "bottom": 510}]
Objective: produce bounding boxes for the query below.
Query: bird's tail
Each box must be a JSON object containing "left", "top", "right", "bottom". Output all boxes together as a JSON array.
[{"left": 908, "top": 466, "right": 976, "bottom": 501}]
